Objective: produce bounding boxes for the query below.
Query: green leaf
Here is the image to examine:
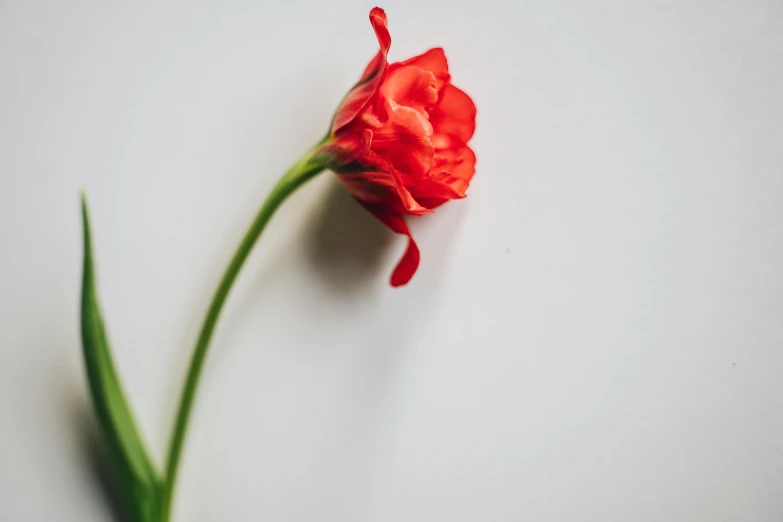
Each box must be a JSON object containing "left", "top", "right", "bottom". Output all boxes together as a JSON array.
[{"left": 80, "top": 195, "right": 161, "bottom": 522}]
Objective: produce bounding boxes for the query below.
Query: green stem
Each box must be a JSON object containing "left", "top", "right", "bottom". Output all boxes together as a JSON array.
[{"left": 158, "top": 136, "right": 330, "bottom": 522}]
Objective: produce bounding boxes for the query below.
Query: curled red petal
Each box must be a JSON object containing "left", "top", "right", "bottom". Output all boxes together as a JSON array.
[
  {"left": 409, "top": 146, "right": 476, "bottom": 208},
  {"left": 331, "top": 8, "right": 392, "bottom": 134},
  {"left": 411, "top": 177, "right": 465, "bottom": 201},
  {"left": 430, "top": 84, "right": 477, "bottom": 144},
  {"left": 368, "top": 7, "right": 391, "bottom": 53},
  {"left": 359, "top": 202, "right": 420, "bottom": 287},
  {"left": 393, "top": 48, "right": 450, "bottom": 91},
  {"left": 380, "top": 65, "right": 438, "bottom": 115}
]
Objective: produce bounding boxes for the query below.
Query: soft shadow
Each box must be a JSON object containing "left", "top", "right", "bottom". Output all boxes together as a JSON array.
[
  {"left": 65, "top": 399, "right": 134, "bottom": 522},
  {"left": 302, "top": 179, "right": 394, "bottom": 290}
]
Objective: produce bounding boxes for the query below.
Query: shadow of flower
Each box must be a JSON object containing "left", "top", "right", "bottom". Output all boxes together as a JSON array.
[{"left": 302, "top": 178, "right": 395, "bottom": 291}]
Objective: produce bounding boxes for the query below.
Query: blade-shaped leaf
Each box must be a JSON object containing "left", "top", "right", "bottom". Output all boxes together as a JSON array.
[{"left": 80, "top": 195, "right": 160, "bottom": 522}]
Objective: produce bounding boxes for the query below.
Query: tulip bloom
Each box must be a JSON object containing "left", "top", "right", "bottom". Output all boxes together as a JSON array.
[{"left": 319, "top": 7, "right": 477, "bottom": 286}]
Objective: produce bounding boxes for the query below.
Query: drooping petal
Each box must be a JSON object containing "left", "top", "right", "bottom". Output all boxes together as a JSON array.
[
  {"left": 359, "top": 202, "right": 420, "bottom": 287},
  {"left": 430, "top": 84, "right": 477, "bottom": 144},
  {"left": 331, "top": 8, "right": 392, "bottom": 133},
  {"left": 393, "top": 48, "right": 450, "bottom": 91}
]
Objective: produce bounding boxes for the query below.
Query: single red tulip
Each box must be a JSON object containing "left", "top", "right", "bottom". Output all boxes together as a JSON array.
[
  {"left": 77, "top": 10, "right": 478, "bottom": 522},
  {"left": 319, "top": 7, "right": 477, "bottom": 287}
]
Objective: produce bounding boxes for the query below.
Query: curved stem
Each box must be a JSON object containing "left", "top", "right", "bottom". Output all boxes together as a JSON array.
[{"left": 158, "top": 136, "right": 329, "bottom": 522}]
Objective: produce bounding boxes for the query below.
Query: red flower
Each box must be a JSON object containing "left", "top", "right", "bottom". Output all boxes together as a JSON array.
[{"left": 319, "top": 7, "right": 477, "bottom": 287}]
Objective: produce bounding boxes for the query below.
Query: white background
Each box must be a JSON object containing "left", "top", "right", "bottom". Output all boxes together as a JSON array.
[{"left": 1, "top": 0, "right": 782, "bottom": 521}]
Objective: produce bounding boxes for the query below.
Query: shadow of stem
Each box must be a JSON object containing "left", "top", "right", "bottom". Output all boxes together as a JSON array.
[{"left": 72, "top": 404, "right": 135, "bottom": 522}]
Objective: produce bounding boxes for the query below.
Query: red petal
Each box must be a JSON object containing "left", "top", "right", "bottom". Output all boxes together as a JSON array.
[
  {"left": 331, "top": 8, "right": 392, "bottom": 133},
  {"left": 430, "top": 84, "right": 476, "bottom": 144},
  {"left": 413, "top": 197, "right": 448, "bottom": 209},
  {"left": 380, "top": 65, "right": 438, "bottom": 114},
  {"left": 368, "top": 7, "right": 391, "bottom": 53},
  {"left": 393, "top": 48, "right": 450, "bottom": 91},
  {"left": 369, "top": 103, "right": 434, "bottom": 178},
  {"left": 432, "top": 145, "right": 476, "bottom": 185},
  {"left": 410, "top": 146, "right": 476, "bottom": 208},
  {"left": 410, "top": 177, "right": 465, "bottom": 201},
  {"left": 319, "top": 135, "right": 431, "bottom": 215},
  {"left": 359, "top": 202, "right": 420, "bottom": 287}
]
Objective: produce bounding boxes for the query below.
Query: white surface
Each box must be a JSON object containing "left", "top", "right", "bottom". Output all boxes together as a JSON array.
[{"left": 1, "top": 0, "right": 782, "bottom": 520}]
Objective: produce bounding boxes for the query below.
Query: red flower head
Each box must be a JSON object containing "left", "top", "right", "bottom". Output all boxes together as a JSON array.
[{"left": 319, "top": 7, "right": 477, "bottom": 287}]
